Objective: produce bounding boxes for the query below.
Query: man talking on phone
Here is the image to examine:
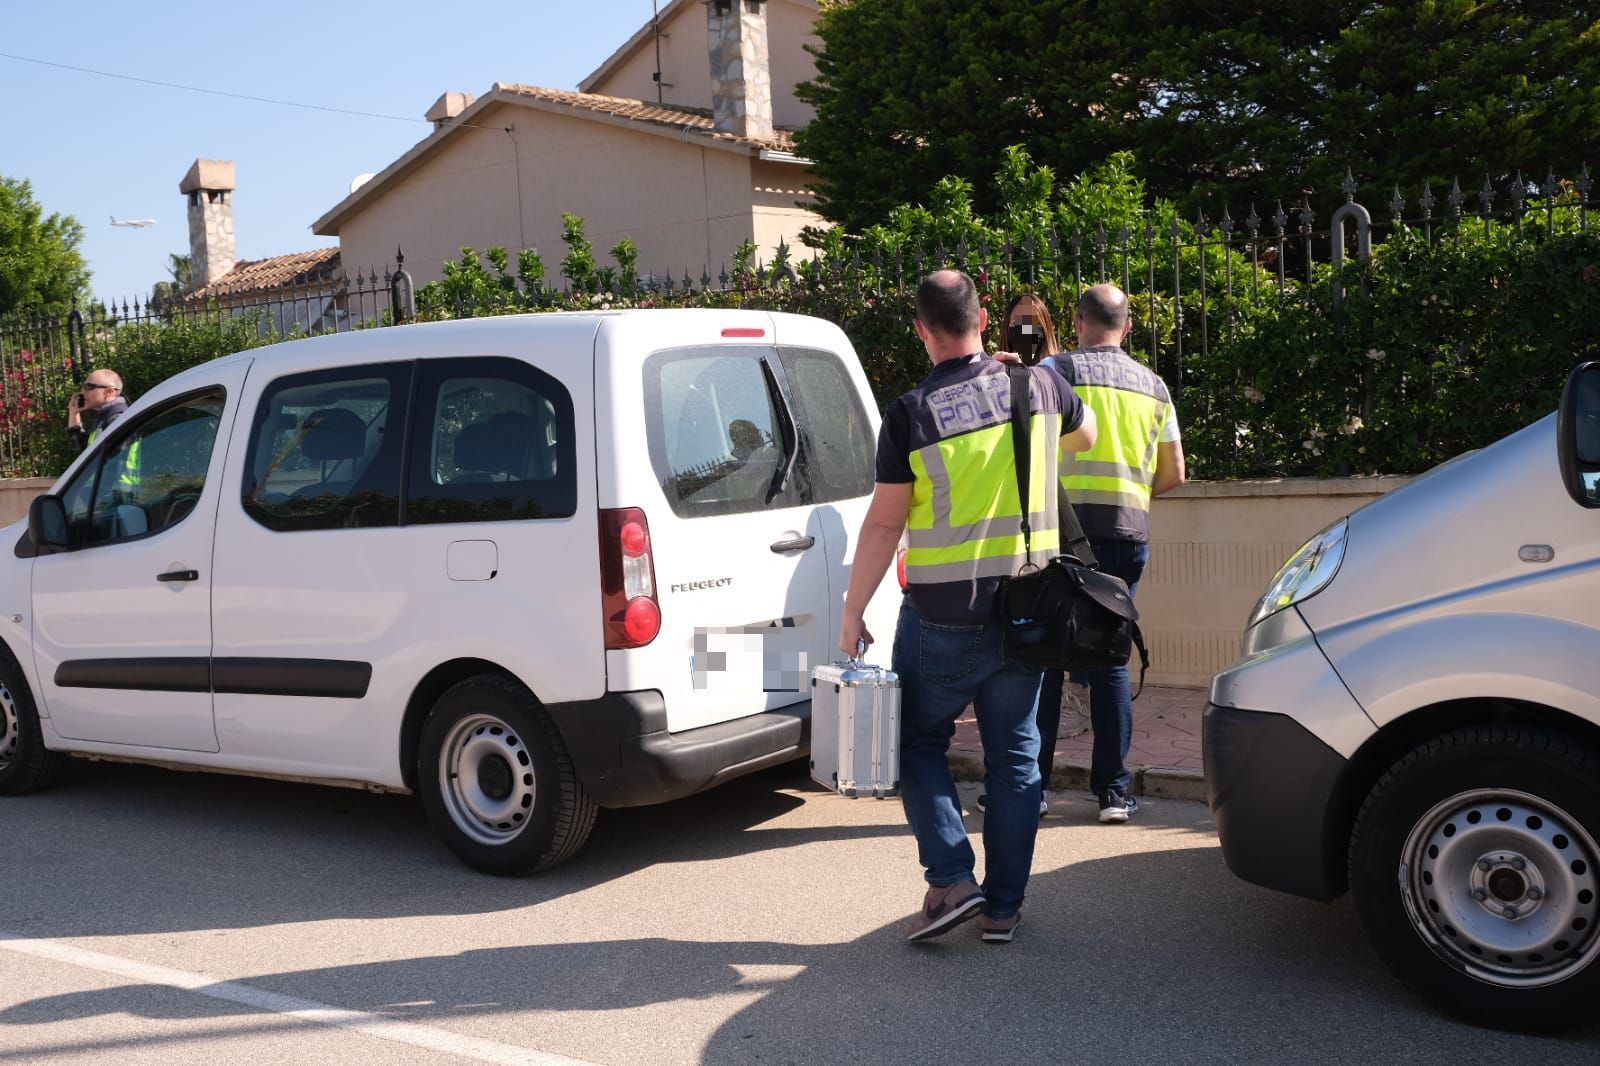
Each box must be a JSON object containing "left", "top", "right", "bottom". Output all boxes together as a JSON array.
[{"left": 66, "top": 370, "right": 129, "bottom": 453}]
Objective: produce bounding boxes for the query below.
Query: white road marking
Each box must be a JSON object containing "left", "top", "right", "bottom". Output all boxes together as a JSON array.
[{"left": 0, "top": 931, "right": 598, "bottom": 1066}]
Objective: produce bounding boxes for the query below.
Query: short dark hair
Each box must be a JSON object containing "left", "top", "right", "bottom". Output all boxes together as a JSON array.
[
  {"left": 1077, "top": 285, "right": 1130, "bottom": 331},
  {"left": 915, "top": 270, "right": 981, "bottom": 338}
]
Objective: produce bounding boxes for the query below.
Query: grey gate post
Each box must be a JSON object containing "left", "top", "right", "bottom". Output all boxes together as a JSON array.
[{"left": 1329, "top": 173, "right": 1373, "bottom": 311}]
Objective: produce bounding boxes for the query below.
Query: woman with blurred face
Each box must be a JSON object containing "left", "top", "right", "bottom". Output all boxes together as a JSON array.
[{"left": 1001, "top": 293, "right": 1062, "bottom": 366}]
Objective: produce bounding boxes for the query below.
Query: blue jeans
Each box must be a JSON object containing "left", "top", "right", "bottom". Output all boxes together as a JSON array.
[
  {"left": 1034, "top": 538, "right": 1148, "bottom": 795},
  {"left": 892, "top": 594, "right": 1045, "bottom": 919}
]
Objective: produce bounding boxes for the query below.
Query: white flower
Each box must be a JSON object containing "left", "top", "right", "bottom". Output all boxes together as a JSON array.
[
  {"left": 1243, "top": 386, "right": 1265, "bottom": 403},
  {"left": 1308, "top": 354, "right": 1320, "bottom": 368},
  {"left": 1341, "top": 416, "right": 1364, "bottom": 436},
  {"left": 1365, "top": 348, "right": 1386, "bottom": 361}
]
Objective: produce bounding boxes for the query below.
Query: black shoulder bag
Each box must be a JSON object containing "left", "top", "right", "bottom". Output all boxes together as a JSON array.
[{"left": 1001, "top": 366, "right": 1150, "bottom": 693}]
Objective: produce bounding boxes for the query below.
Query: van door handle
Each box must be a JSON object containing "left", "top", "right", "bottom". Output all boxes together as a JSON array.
[
  {"left": 157, "top": 569, "right": 200, "bottom": 583},
  {"left": 769, "top": 535, "right": 815, "bottom": 554}
]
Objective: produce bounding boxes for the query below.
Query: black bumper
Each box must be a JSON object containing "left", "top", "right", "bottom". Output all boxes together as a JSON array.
[
  {"left": 1203, "top": 703, "right": 1348, "bottom": 901},
  {"left": 547, "top": 691, "right": 810, "bottom": 808}
]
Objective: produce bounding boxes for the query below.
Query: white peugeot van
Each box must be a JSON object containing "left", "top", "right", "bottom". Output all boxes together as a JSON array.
[
  {"left": 1206, "top": 363, "right": 1600, "bottom": 1030},
  {"left": 0, "top": 310, "right": 899, "bottom": 874}
]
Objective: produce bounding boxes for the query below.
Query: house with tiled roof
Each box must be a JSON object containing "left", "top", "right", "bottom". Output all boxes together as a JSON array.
[
  {"left": 177, "top": 158, "right": 358, "bottom": 333},
  {"left": 313, "top": 0, "right": 823, "bottom": 287}
]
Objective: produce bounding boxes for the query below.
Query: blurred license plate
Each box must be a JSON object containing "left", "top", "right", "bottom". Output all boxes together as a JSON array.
[{"left": 692, "top": 622, "right": 809, "bottom": 692}]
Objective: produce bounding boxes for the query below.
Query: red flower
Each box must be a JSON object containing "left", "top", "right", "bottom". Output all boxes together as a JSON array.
[
  {"left": 1584, "top": 264, "right": 1597, "bottom": 284},
  {"left": 18, "top": 350, "right": 31, "bottom": 364}
]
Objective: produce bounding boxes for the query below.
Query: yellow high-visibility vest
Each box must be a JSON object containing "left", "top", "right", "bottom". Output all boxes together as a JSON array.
[
  {"left": 1048, "top": 347, "right": 1171, "bottom": 542},
  {"left": 900, "top": 361, "right": 1066, "bottom": 592}
]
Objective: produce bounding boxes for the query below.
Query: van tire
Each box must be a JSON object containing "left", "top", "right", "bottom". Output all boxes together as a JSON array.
[
  {"left": 0, "top": 645, "right": 65, "bottom": 796},
  {"left": 417, "top": 674, "right": 597, "bottom": 875},
  {"left": 1349, "top": 725, "right": 1600, "bottom": 1033}
]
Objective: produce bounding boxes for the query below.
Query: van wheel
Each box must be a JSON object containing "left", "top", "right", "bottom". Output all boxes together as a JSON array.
[
  {"left": 0, "top": 646, "right": 64, "bottom": 796},
  {"left": 1350, "top": 725, "right": 1600, "bottom": 1032},
  {"left": 417, "top": 675, "right": 597, "bottom": 875}
]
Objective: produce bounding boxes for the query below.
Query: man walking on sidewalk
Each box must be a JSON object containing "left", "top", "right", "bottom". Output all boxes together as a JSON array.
[
  {"left": 1041, "top": 283, "right": 1186, "bottom": 823},
  {"left": 838, "top": 269, "right": 1095, "bottom": 943}
]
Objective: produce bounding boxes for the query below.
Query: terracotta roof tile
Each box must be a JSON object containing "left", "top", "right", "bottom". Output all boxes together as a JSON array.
[
  {"left": 496, "top": 84, "right": 798, "bottom": 152},
  {"left": 185, "top": 247, "right": 343, "bottom": 302}
]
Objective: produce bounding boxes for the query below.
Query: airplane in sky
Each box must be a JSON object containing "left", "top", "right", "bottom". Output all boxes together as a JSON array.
[{"left": 110, "top": 216, "right": 156, "bottom": 229}]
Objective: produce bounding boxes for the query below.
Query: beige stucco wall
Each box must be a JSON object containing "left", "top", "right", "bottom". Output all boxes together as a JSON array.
[
  {"left": 337, "top": 103, "right": 816, "bottom": 288},
  {"left": 0, "top": 478, "right": 55, "bottom": 527},
  {"left": 750, "top": 158, "right": 822, "bottom": 259},
  {"left": 587, "top": 0, "right": 818, "bottom": 130},
  {"left": 1139, "top": 476, "right": 1412, "bottom": 687}
]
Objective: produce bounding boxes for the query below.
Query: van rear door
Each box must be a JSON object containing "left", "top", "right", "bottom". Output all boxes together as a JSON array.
[
  {"left": 596, "top": 313, "right": 833, "bottom": 734},
  {"left": 768, "top": 313, "right": 902, "bottom": 672}
]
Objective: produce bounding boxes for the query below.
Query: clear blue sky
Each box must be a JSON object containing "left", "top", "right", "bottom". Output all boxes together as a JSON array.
[{"left": 3, "top": 0, "right": 661, "bottom": 301}]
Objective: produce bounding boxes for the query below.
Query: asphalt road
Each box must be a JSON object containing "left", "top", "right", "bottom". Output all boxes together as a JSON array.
[{"left": 2, "top": 759, "right": 1597, "bottom": 1065}]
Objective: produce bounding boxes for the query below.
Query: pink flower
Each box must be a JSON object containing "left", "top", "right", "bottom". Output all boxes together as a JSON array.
[{"left": 18, "top": 350, "right": 31, "bottom": 364}]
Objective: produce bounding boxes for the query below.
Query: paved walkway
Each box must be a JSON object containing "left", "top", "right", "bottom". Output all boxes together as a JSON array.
[{"left": 949, "top": 683, "right": 1208, "bottom": 798}]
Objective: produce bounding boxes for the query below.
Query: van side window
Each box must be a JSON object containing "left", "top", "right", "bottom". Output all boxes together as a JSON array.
[
  {"left": 242, "top": 363, "right": 411, "bottom": 532},
  {"left": 776, "top": 347, "right": 876, "bottom": 504},
  {"left": 644, "top": 349, "right": 801, "bottom": 518},
  {"left": 406, "top": 357, "right": 577, "bottom": 524},
  {"left": 66, "top": 390, "right": 227, "bottom": 548}
]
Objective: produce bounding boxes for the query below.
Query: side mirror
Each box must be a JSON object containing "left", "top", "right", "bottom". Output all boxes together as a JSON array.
[
  {"left": 1558, "top": 361, "right": 1600, "bottom": 507},
  {"left": 27, "top": 495, "right": 70, "bottom": 551},
  {"left": 1558, "top": 362, "right": 1600, "bottom": 507}
]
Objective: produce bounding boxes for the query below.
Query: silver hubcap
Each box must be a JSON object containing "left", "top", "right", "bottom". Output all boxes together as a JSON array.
[
  {"left": 438, "top": 713, "right": 536, "bottom": 845},
  {"left": 0, "top": 684, "right": 16, "bottom": 767},
  {"left": 1401, "top": 788, "right": 1600, "bottom": 988}
]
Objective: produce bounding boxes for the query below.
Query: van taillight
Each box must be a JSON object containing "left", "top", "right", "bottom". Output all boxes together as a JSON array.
[{"left": 600, "top": 508, "right": 660, "bottom": 648}]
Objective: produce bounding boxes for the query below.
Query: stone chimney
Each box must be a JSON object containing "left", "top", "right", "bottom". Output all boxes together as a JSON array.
[
  {"left": 179, "top": 159, "right": 237, "bottom": 288},
  {"left": 425, "top": 91, "right": 477, "bottom": 130},
  {"left": 705, "top": 0, "right": 773, "bottom": 142}
]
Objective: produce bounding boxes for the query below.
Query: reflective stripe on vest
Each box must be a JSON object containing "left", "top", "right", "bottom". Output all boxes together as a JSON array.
[
  {"left": 903, "top": 409, "right": 1063, "bottom": 586},
  {"left": 1060, "top": 383, "right": 1165, "bottom": 516}
]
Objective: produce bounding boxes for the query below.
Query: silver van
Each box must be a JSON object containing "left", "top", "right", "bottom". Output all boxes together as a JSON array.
[{"left": 1205, "top": 363, "right": 1600, "bottom": 1031}]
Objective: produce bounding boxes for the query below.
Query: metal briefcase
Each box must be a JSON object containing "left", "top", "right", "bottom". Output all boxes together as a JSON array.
[{"left": 810, "top": 646, "right": 901, "bottom": 798}]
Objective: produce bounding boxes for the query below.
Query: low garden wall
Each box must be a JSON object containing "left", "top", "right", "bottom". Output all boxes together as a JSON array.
[{"left": 1141, "top": 476, "right": 1411, "bottom": 687}]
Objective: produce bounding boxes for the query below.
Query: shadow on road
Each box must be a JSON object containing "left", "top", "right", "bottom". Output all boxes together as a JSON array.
[
  {"left": 4, "top": 765, "right": 1596, "bottom": 1062},
  {"left": 0, "top": 758, "right": 908, "bottom": 937}
]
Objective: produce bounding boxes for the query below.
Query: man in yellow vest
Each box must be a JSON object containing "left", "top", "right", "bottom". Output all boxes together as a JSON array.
[
  {"left": 1041, "top": 283, "right": 1186, "bottom": 823},
  {"left": 66, "top": 370, "right": 129, "bottom": 453},
  {"left": 839, "top": 270, "right": 1097, "bottom": 944}
]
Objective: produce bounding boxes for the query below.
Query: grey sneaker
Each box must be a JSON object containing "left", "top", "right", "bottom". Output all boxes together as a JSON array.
[
  {"left": 905, "top": 882, "right": 986, "bottom": 942},
  {"left": 1098, "top": 789, "right": 1139, "bottom": 823},
  {"left": 979, "top": 912, "right": 1022, "bottom": 944}
]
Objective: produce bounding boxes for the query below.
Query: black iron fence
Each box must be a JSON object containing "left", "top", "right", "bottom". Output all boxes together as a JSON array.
[{"left": 1, "top": 165, "right": 1594, "bottom": 479}]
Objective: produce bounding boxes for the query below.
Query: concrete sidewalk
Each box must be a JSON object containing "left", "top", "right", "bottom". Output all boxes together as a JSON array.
[{"left": 949, "top": 684, "right": 1209, "bottom": 802}]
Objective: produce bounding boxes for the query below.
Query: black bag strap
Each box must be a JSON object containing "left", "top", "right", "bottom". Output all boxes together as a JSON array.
[
  {"left": 1007, "top": 366, "right": 1035, "bottom": 566},
  {"left": 1130, "top": 620, "right": 1150, "bottom": 700},
  {"left": 1007, "top": 365, "right": 1098, "bottom": 570}
]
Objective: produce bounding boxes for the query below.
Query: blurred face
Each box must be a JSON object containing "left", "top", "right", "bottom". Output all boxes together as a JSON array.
[{"left": 1006, "top": 301, "right": 1049, "bottom": 362}]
